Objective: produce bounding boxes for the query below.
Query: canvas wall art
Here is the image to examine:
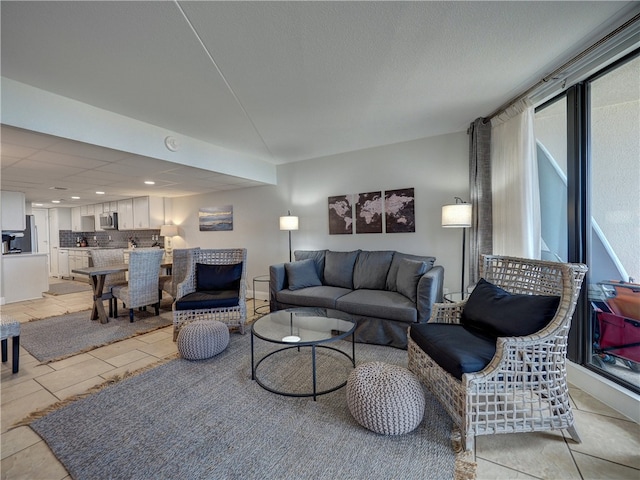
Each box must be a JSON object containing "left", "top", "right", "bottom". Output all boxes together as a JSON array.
[
  {"left": 328, "top": 195, "right": 354, "bottom": 235},
  {"left": 384, "top": 188, "right": 415, "bottom": 233},
  {"left": 199, "top": 205, "right": 233, "bottom": 231},
  {"left": 355, "top": 191, "right": 383, "bottom": 234}
]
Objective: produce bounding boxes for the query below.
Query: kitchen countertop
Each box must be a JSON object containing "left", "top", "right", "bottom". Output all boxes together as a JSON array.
[{"left": 2, "top": 252, "right": 48, "bottom": 257}]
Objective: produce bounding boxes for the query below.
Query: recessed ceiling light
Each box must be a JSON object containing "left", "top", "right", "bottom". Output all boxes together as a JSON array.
[
  {"left": 144, "top": 180, "right": 155, "bottom": 185},
  {"left": 52, "top": 200, "right": 61, "bottom": 203},
  {"left": 34, "top": 203, "right": 44, "bottom": 206},
  {"left": 71, "top": 196, "right": 80, "bottom": 199},
  {"left": 96, "top": 191, "right": 105, "bottom": 195}
]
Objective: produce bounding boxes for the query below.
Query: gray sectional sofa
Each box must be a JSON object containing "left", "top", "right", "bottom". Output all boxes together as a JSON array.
[{"left": 269, "top": 249, "right": 444, "bottom": 348}]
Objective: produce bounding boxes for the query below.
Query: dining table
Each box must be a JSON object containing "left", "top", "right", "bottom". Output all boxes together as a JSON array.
[{"left": 72, "top": 262, "right": 172, "bottom": 324}]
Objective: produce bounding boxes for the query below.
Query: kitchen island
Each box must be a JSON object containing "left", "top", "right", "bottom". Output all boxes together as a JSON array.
[{"left": 1, "top": 252, "right": 49, "bottom": 304}]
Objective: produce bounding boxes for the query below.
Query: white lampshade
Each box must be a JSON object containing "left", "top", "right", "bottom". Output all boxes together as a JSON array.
[
  {"left": 279, "top": 215, "right": 299, "bottom": 231},
  {"left": 442, "top": 204, "right": 472, "bottom": 228},
  {"left": 160, "top": 224, "right": 179, "bottom": 237}
]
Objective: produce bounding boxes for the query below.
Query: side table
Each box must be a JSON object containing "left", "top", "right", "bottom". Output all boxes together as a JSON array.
[
  {"left": 444, "top": 292, "right": 471, "bottom": 303},
  {"left": 253, "top": 275, "right": 270, "bottom": 315}
]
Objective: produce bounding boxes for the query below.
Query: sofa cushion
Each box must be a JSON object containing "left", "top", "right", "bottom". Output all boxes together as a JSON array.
[
  {"left": 386, "top": 253, "right": 436, "bottom": 292},
  {"left": 324, "top": 250, "right": 360, "bottom": 289},
  {"left": 396, "top": 259, "right": 428, "bottom": 303},
  {"left": 336, "top": 290, "right": 417, "bottom": 323},
  {"left": 353, "top": 251, "right": 394, "bottom": 290},
  {"left": 175, "top": 290, "right": 239, "bottom": 310},
  {"left": 410, "top": 323, "right": 497, "bottom": 380},
  {"left": 276, "top": 285, "right": 352, "bottom": 309},
  {"left": 461, "top": 278, "right": 561, "bottom": 337},
  {"left": 285, "top": 259, "right": 322, "bottom": 290},
  {"left": 294, "top": 250, "right": 327, "bottom": 283},
  {"left": 196, "top": 263, "right": 242, "bottom": 291}
]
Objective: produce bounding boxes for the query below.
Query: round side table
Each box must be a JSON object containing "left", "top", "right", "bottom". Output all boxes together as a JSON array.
[
  {"left": 252, "top": 275, "right": 270, "bottom": 315},
  {"left": 444, "top": 292, "right": 471, "bottom": 303}
]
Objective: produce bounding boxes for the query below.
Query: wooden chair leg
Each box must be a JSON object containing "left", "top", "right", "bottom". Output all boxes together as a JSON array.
[
  {"left": 129, "top": 309, "right": 134, "bottom": 323},
  {"left": 1, "top": 338, "right": 7, "bottom": 362}
]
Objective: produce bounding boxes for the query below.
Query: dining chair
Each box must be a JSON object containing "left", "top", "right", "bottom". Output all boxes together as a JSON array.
[
  {"left": 159, "top": 247, "right": 200, "bottom": 300},
  {"left": 90, "top": 248, "right": 127, "bottom": 317},
  {"left": 112, "top": 248, "right": 165, "bottom": 322}
]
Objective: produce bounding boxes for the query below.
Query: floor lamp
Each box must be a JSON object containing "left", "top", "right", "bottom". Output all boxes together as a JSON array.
[
  {"left": 279, "top": 211, "right": 299, "bottom": 262},
  {"left": 442, "top": 198, "right": 472, "bottom": 294}
]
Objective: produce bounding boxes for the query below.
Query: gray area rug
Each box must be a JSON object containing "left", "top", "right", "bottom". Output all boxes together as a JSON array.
[
  {"left": 45, "top": 282, "right": 92, "bottom": 296},
  {"left": 31, "top": 333, "right": 463, "bottom": 480},
  {"left": 21, "top": 310, "right": 173, "bottom": 363}
]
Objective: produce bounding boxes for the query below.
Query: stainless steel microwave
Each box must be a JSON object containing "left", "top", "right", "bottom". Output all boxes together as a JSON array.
[{"left": 99, "top": 212, "right": 118, "bottom": 230}]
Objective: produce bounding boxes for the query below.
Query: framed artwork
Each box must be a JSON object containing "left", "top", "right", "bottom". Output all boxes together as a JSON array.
[
  {"left": 328, "top": 195, "right": 354, "bottom": 234},
  {"left": 199, "top": 205, "right": 233, "bottom": 231},
  {"left": 385, "top": 188, "right": 415, "bottom": 233},
  {"left": 355, "top": 191, "right": 383, "bottom": 234}
]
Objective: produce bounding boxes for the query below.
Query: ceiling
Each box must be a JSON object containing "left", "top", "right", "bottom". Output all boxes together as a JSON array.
[{"left": 1, "top": 1, "right": 637, "bottom": 208}]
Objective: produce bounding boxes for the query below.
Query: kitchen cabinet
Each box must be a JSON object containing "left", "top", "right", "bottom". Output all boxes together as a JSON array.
[
  {"left": 133, "top": 196, "right": 164, "bottom": 229},
  {"left": 1, "top": 253, "right": 49, "bottom": 303},
  {"left": 1, "top": 191, "right": 26, "bottom": 230},
  {"left": 117, "top": 199, "right": 134, "bottom": 230},
  {"left": 71, "top": 207, "right": 95, "bottom": 232},
  {"left": 94, "top": 203, "right": 104, "bottom": 231},
  {"left": 69, "top": 249, "right": 90, "bottom": 282},
  {"left": 80, "top": 204, "right": 95, "bottom": 216},
  {"left": 48, "top": 208, "right": 71, "bottom": 277},
  {"left": 58, "top": 249, "right": 70, "bottom": 277}
]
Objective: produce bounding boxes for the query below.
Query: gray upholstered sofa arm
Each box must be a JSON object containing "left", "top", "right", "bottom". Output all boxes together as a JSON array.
[
  {"left": 416, "top": 266, "right": 444, "bottom": 323},
  {"left": 269, "top": 263, "right": 287, "bottom": 306}
]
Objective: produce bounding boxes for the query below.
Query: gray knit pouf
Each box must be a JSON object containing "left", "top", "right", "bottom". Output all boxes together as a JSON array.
[
  {"left": 177, "top": 320, "right": 229, "bottom": 360},
  {"left": 346, "top": 361, "right": 425, "bottom": 435}
]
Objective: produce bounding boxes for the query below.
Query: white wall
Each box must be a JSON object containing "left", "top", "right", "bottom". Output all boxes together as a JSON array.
[{"left": 167, "top": 131, "right": 469, "bottom": 297}]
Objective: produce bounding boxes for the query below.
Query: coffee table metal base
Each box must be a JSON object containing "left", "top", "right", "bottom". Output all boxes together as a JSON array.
[{"left": 251, "top": 334, "right": 355, "bottom": 401}]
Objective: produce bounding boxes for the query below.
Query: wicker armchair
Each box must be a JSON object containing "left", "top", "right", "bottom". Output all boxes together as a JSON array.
[
  {"left": 172, "top": 248, "right": 247, "bottom": 340},
  {"left": 90, "top": 248, "right": 127, "bottom": 317},
  {"left": 112, "top": 248, "right": 164, "bottom": 322},
  {"left": 408, "top": 255, "right": 588, "bottom": 451},
  {"left": 160, "top": 247, "right": 200, "bottom": 299}
]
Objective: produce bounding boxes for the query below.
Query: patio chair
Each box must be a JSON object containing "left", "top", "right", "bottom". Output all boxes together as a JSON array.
[
  {"left": 112, "top": 248, "right": 165, "bottom": 322},
  {"left": 172, "top": 248, "right": 247, "bottom": 341},
  {"left": 90, "top": 248, "right": 127, "bottom": 317},
  {"left": 408, "top": 255, "right": 588, "bottom": 451},
  {"left": 159, "top": 247, "right": 200, "bottom": 300}
]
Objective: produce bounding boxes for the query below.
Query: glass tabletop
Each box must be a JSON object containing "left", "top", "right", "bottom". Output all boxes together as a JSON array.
[{"left": 252, "top": 308, "right": 356, "bottom": 344}]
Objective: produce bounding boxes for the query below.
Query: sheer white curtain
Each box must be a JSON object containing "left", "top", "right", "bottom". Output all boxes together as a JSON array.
[{"left": 491, "top": 99, "right": 541, "bottom": 259}]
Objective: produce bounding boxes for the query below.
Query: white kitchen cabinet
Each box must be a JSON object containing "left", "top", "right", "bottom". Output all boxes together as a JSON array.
[
  {"left": 1, "top": 253, "right": 49, "bottom": 303},
  {"left": 71, "top": 206, "right": 95, "bottom": 232},
  {"left": 48, "top": 208, "right": 71, "bottom": 277},
  {"left": 1, "top": 191, "right": 26, "bottom": 230},
  {"left": 94, "top": 203, "right": 104, "bottom": 231},
  {"left": 80, "top": 204, "right": 95, "bottom": 216},
  {"left": 58, "top": 249, "right": 70, "bottom": 277},
  {"left": 133, "top": 196, "right": 164, "bottom": 229},
  {"left": 117, "top": 199, "right": 134, "bottom": 230}
]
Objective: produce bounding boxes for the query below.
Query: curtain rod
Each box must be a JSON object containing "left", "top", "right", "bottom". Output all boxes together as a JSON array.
[{"left": 487, "top": 11, "right": 640, "bottom": 121}]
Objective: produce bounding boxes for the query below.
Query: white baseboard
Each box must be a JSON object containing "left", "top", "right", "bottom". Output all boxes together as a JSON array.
[{"left": 567, "top": 360, "right": 640, "bottom": 423}]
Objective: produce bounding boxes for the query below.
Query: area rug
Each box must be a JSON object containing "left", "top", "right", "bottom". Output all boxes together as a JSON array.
[
  {"left": 44, "top": 282, "right": 92, "bottom": 296},
  {"left": 21, "top": 310, "right": 173, "bottom": 363},
  {"left": 28, "top": 334, "right": 476, "bottom": 479}
]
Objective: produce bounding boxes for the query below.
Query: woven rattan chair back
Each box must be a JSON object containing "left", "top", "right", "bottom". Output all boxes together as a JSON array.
[
  {"left": 90, "top": 248, "right": 126, "bottom": 289},
  {"left": 161, "top": 247, "right": 200, "bottom": 299}
]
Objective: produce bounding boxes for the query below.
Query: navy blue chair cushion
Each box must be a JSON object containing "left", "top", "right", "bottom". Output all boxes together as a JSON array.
[
  {"left": 175, "top": 290, "right": 239, "bottom": 311},
  {"left": 410, "top": 323, "right": 497, "bottom": 380},
  {"left": 196, "top": 263, "right": 242, "bottom": 291},
  {"left": 461, "top": 278, "right": 560, "bottom": 338}
]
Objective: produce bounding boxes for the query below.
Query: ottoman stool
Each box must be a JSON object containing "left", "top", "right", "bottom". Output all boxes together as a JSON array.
[
  {"left": 177, "top": 320, "right": 229, "bottom": 360},
  {"left": 1, "top": 314, "right": 20, "bottom": 374},
  {"left": 346, "top": 361, "right": 425, "bottom": 435}
]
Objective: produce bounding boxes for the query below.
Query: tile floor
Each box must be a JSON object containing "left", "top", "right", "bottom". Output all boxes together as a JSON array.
[{"left": 1, "top": 279, "right": 639, "bottom": 480}]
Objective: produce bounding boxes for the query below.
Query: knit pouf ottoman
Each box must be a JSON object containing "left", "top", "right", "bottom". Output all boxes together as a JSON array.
[
  {"left": 177, "top": 320, "right": 229, "bottom": 360},
  {"left": 346, "top": 361, "right": 425, "bottom": 435}
]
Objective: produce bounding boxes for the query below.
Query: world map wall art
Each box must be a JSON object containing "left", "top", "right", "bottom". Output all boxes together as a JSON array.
[{"left": 328, "top": 188, "right": 415, "bottom": 235}]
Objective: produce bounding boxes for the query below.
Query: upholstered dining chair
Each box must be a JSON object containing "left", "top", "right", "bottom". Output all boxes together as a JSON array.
[
  {"left": 408, "top": 255, "right": 588, "bottom": 451},
  {"left": 159, "top": 247, "right": 200, "bottom": 300},
  {"left": 90, "top": 248, "right": 127, "bottom": 317},
  {"left": 172, "top": 248, "right": 247, "bottom": 341},
  {"left": 112, "top": 248, "right": 165, "bottom": 322}
]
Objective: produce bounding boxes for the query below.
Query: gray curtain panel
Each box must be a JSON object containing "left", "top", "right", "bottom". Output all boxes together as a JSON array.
[{"left": 468, "top": 118, "right": 492, "bottom": 286}]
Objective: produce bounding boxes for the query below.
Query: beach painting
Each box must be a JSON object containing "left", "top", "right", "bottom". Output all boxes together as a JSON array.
[{"left": 199, "top": 205, "right": 233, "bottom": 231}]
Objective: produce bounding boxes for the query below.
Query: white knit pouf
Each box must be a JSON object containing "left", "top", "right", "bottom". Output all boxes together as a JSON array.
[
  {"left": 177, "top": 320, "right": 229, "bottom": 360},
  {"left": 346, "top": 361, "right": 425, "bottom": 435}
]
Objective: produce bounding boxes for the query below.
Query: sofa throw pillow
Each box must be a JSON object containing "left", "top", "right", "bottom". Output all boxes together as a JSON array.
[
  {"left": 353, "top": 251, "right": 394, "bottom": 290},
  {"left": 285, "top": 259, "right": 323, "bottom": 291},
  {"left": 461, "top": 278, "right": 561, "bottom": 337},
  {"left": 396, "top": 258, "right": 428, "bottom": 303},
  {"left": 386, "top": 253, "right": 436, "bottom": 291},
  {"left": 324, "top": 250, "right": 360, "bottom": 289},
  {"left": 294, "top": 250, "right": 327, "bottom": 283},
  {"left": 196, "top": 263, "right": 242, "bottom": 291}
]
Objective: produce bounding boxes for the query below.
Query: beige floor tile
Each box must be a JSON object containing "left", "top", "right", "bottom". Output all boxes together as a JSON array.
[
  {"left": 0, "top": 363, "right": 55, "bottom": 389},
  {"left": 34, "top": 357, "right": 114, "bottom": 394},
  {"left": 103, "top": 348, "right": 150, "bottom": 368},
  {"left": 100, "top": 355, "right": 166, "bottom": 380},
  {"left": 1, "top": 389, "right": 58, "bottom": 433},
  {"left": 87, "top": 336, "right": 147, "bottom": 360},
  {"left": 570, "top": 387, "right": 630, "bottom": 421},
  {"left": 137, "top": 336, "right": 178, "bottom": 358},
  {"left": 1, "top": 379, "right": 44, "bottom": 405},
  {"left": 1, "top": 439, "right": 68, "bottom": 480},
  {"left": 52, "top": 375, "right": 111, "bottom": 401},
  {"left": 475, "top": 431, "right": 581, "bottom": 479},
  {"left": 0, "top": 426, "right": 41, "bottom": 460},
  {"left": 136, "top": 329, "right": 172, "bottom": 344},
  {"left": 570, "top": 409, "right": 640, "bottom": 469},
  {"left": 573, "top": 451, "right": 640, "bottom": 479},
  {"left": 47, "top": 353, "right": 94, "bottom": 371},
  {"left": 476, "top": 458, "right": 539, "bottom": 479}
]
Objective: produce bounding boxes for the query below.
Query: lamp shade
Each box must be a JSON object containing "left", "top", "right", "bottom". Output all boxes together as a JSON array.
[
  {"left": 442, "top": 204, "right": 472, "bottom": 228},
  {"left": 160, "top": 225, "right": 179, "bottom": 237},
  {"left": 279, "top": 215, "right": 299, "bottom": 231}
]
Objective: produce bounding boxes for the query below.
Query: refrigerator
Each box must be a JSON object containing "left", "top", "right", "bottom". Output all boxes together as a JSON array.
[{"left": 12, "top": 215, "right": 38, "bottom": 253}]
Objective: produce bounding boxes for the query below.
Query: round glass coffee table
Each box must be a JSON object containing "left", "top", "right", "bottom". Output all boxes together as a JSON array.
[{"left": 251, "top": 307, "right": 356, "bottom": 400}]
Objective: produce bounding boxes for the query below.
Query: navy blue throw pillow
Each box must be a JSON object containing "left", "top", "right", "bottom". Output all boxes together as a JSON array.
[
  {"left": 461, "top": 278, "right": 560, "bottom": 337},
  {"left": 196, "top": 263, "right": 242, "bottom": 291}
]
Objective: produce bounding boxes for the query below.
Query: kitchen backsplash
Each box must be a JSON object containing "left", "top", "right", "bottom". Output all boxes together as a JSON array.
[{"left": 59, "top": 229, "right": 162, "bottom": 249}]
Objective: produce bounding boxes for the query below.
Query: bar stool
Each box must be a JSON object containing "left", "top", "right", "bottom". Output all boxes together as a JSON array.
[{"left": 0, "top": 314, "right": 20, "bottom": 373}]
